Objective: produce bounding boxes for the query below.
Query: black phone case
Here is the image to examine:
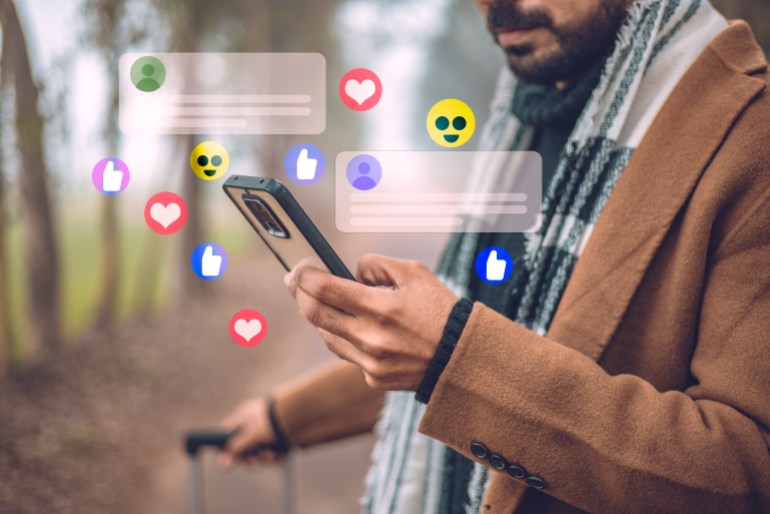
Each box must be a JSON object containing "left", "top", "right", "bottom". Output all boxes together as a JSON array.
[{"left": 223, "top": 175, "right": 354, "bottom": 280}]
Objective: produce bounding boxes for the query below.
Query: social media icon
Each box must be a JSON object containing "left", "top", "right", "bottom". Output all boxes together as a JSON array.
[
  {"left": 190, "top": 141, "right": 230, "bottom": 181},
  {"left": 102, "top": 162, "right": 123, "bottom": 192},
  {"left": 296, "top": 149, "right": 318, "bottom": 180},
  {"left": 346, "top": 154, "right": 382, "bottom": 191},
  {"left": 120, "top": 53, "right": 325, "bottom": 135},
  {"left": 426, "top": 99, "right": 476, "bottom": 148},
  {"left": 475, "top": 246, "right": 514, "bottom": 284},
  {"left": 92, "top": 158, "right": 130, "bottom": 195},
  {"left": 129, "top": 55, "right": 166, "bottom": 92},
  {"left": 284, "top": 144, "right": 325, "bottom": 184},
  {"left": 339, "top": 68, "right": 382, "bottom": 111},
  {"left": 229, "top": 309, "right": 268, "bottom": 347},
  {"left": 190, "top": 242, "right": 229, "bottom": 280},
  {"left": 144, "top": 192, "right": 187, "bottom": 235}
]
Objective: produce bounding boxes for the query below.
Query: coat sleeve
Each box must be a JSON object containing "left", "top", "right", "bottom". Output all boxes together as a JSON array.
[
  {"left": 272, "top": 360, "right": 385, "bottom": 448},
  {"left": 418, "top": 191, "right": 770, "bottom": 513}
]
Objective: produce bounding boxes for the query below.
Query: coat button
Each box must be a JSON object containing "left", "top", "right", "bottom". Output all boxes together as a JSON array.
[
  {"left": 526, "top": 475, "right": 548, "bottom": 489},
  {"left": 507, "top": 464, "right": 527, "bottom": 479},
  {"left": 488, "top": 453, "right": 508, "bottom": 471},
  {"left": 470, "top": 441, "right": 489, "bottom": 459}
]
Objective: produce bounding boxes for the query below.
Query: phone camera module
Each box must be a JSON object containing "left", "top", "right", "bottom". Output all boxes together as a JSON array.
[{"left": 244, "top": 196, "right": 289, "bottom": 239}]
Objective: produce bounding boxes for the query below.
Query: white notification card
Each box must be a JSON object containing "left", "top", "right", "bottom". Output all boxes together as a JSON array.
[
  {"left": 336, "top": 151, "right": 542, "bottom": 233},
  {"left": 119, "top": 52, "right": 325, "bottom": 135}
]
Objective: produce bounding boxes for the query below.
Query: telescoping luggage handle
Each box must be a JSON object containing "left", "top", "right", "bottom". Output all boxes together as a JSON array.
[{"left": 184, "top": 430, "right": 293, "bottom": 514}]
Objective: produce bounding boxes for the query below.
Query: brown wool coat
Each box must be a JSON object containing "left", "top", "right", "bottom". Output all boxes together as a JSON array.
[{"left": 273, "top": 21, "right": 770, "bottom": 514}]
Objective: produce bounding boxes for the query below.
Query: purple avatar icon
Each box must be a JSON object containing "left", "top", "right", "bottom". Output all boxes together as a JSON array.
[{"left": 346, "top": 154, "right": 382, "bottom": 191}]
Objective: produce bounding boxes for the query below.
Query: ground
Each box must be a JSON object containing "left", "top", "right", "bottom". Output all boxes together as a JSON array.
[{"left": 0, "top": 260, "right": 374, "bottom": 514}]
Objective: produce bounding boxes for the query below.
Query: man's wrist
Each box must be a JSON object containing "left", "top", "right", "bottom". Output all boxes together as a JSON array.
[
  {"left": 267, "top": 396, "right": 291, "bottom": 453},
  {"left": 415, "top": 298, "right": 473, "bottom": 404}
]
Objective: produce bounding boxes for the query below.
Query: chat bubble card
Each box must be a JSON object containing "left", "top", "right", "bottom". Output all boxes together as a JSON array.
[
  {"left": 335, "top": 151, "right": 542, "bottom": 234},
  {"left": 119, "top": 53, "right": 325, "bottom": 135}
]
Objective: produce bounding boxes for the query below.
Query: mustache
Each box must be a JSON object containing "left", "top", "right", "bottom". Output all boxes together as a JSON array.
[{"left": 487, "top": 3, "right": 553, "bottom": 32}]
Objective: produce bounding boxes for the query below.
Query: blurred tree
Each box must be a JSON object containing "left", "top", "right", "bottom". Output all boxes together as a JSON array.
[
  {"left": 0, "top": 42, "right": 11, "bottom": 375},
  {"left": 82, "top": 0, "right": 148, "bottom": 329},
  {"left": 0, "top": 0, "right": 60, "bottom": 358},
  {"left": 244, "top": 0, "right": 354, "bottom": 224},
  {"left": 153, "top": 0, "right": 212, "bottom": 297},
  {"left": 234, "top": 1, "right": 283, "bottom": 183},
  {"left": 149, "top": 0, "right": 350, "bottom": 296}
]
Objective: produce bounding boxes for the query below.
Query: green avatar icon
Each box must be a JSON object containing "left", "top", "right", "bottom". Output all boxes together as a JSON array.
[{"left": 130, "top": 56, "right": 166, "bottom": 92}]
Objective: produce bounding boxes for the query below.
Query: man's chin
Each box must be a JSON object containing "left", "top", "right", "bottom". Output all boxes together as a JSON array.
[
  {"left": 508, "top": 60, "right": 560, "bottom": 85},
  {"left": 507, "top": 51, "right": 584, "bottom": 86}
]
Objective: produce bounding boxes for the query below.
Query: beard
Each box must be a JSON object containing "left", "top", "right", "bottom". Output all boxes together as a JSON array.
[{"left": 487, "top": 1, "right": 630, "bottom": 85}]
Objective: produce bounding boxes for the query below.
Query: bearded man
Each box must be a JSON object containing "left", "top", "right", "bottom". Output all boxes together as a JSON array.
[{"left": 220, "top": 1, "right": 770, "bottom": 512}]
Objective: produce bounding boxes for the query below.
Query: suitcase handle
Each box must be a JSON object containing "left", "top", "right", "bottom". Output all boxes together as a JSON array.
[
  {"left": 184, "top": 429, "right": 290, "bottom": 458},
  {"left": 184, "top": 430, "right": 234, "bottom": 456},
  {"left": 183, "top": 429, "right": 294, "bottom": 514}
]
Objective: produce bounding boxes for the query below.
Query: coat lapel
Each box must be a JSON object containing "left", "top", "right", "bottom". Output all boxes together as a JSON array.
[{"left": 546, "top": 21, "right": 767, "bottom": 362}]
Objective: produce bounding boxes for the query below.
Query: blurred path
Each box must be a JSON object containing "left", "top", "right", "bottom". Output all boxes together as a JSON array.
[
  {"left": 0, "top": 258, "right": 374, "bottom": 514},
  {"left": 149, "top": 260, "right": 376, "bottom": 514}
]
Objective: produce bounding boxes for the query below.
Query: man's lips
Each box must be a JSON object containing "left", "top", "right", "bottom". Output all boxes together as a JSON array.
[{"left": 495, "top": 27, "right": 538, "bottom": 46}]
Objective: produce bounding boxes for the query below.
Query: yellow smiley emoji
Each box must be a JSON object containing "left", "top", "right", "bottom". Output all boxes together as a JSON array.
[
  {"left": 190, "top": 141, "right": 230, "bottom": 180},
  {"left": 426, "top": 99, "right": 476, "bottom": 148}
]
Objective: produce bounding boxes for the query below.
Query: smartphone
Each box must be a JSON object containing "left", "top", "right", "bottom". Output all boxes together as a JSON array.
[{"left": 223, "top": 176, "right": 354, "bottom": 280}]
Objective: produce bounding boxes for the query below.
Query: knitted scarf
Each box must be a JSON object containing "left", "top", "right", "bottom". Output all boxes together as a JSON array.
[{"left": 362, "top": 2, "right": 727, "bottom": 513}]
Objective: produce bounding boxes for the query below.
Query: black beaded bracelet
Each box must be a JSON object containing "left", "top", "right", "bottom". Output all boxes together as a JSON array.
[{"left": 415, "top": 298, "right": 473, "bottom": 404}]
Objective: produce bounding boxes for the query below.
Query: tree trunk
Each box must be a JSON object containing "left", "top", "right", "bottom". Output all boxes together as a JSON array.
[
  {"left": 0, "top": 13, "right": 13, "bottom": 377},
  {"left": 94, "top": 57, "right": 121, "bottom": 329},
  {"left": 0, "top": 101, "right": 11, "bottom": 376},
  {"left": 180, "top": 132, "right": 205, "bottom": 297},
  {"left": 175, "top": 1, "right": 206, "bottom": 298},
  {"left": 0, "top": 151, "right": 10, "bottom": 376},
  {"left": 0, "top": 0, "right": 60, "bottom": 357},
  {"left": 132, "top": 136, "right": 189, "bottom": 314}
]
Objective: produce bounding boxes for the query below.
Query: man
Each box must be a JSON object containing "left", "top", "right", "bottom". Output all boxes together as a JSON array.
[{"left": 220, "top": 0, "right": 770, "bottom": 512}]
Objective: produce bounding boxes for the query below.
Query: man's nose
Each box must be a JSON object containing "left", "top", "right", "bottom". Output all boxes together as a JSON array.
[{"left": 475, "top": 0, "right": 494, "bottom": 12}]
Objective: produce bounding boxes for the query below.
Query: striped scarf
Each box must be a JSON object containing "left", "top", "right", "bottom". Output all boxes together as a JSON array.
[{"left": 362, "top": 2, "right": 727, "bottom": 513}]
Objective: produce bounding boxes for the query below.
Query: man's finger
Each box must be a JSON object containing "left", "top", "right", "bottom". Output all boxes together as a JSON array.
[
  {"left": 318, "top": 328, "right": 378, "bottom": 372},
  {"left": 217, "top": 453, "right": 233, "bottom": 471},
  {"left": 293, "top": 265, "right": 380, "bottom": 315},
  {"left": 260, "top": 449, "right": 282, "bottom": 463},
  {"left": 356, "top": 253, "right": 418, "bottom": 287},
  {"left": 227, "top": 435, "right": 249, "bottom": 457},
  {"left": 292, "top": 280, "right": 361, "bottom": 339}
]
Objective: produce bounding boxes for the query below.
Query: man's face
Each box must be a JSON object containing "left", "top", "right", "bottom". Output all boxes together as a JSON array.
[{"left": 476, "top": 0, "right": 631, "bottom": 85}]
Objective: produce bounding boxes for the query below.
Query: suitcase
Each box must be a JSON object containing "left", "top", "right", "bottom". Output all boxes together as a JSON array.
[{"left": 183, "top": 430, "right": 293, "bottom": 514}]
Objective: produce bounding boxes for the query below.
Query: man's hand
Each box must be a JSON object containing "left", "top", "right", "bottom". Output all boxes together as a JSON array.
[
  {"left": 217, "top": 397, "right": 284, "bottom": 469},
  {"left": 284, "top": 254, "right": 459, "bottom": 391}
]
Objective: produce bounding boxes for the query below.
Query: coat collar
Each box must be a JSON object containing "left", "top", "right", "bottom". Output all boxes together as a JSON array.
[{"left": 545, "top": 21, "right": 768, "bottom": 361}]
